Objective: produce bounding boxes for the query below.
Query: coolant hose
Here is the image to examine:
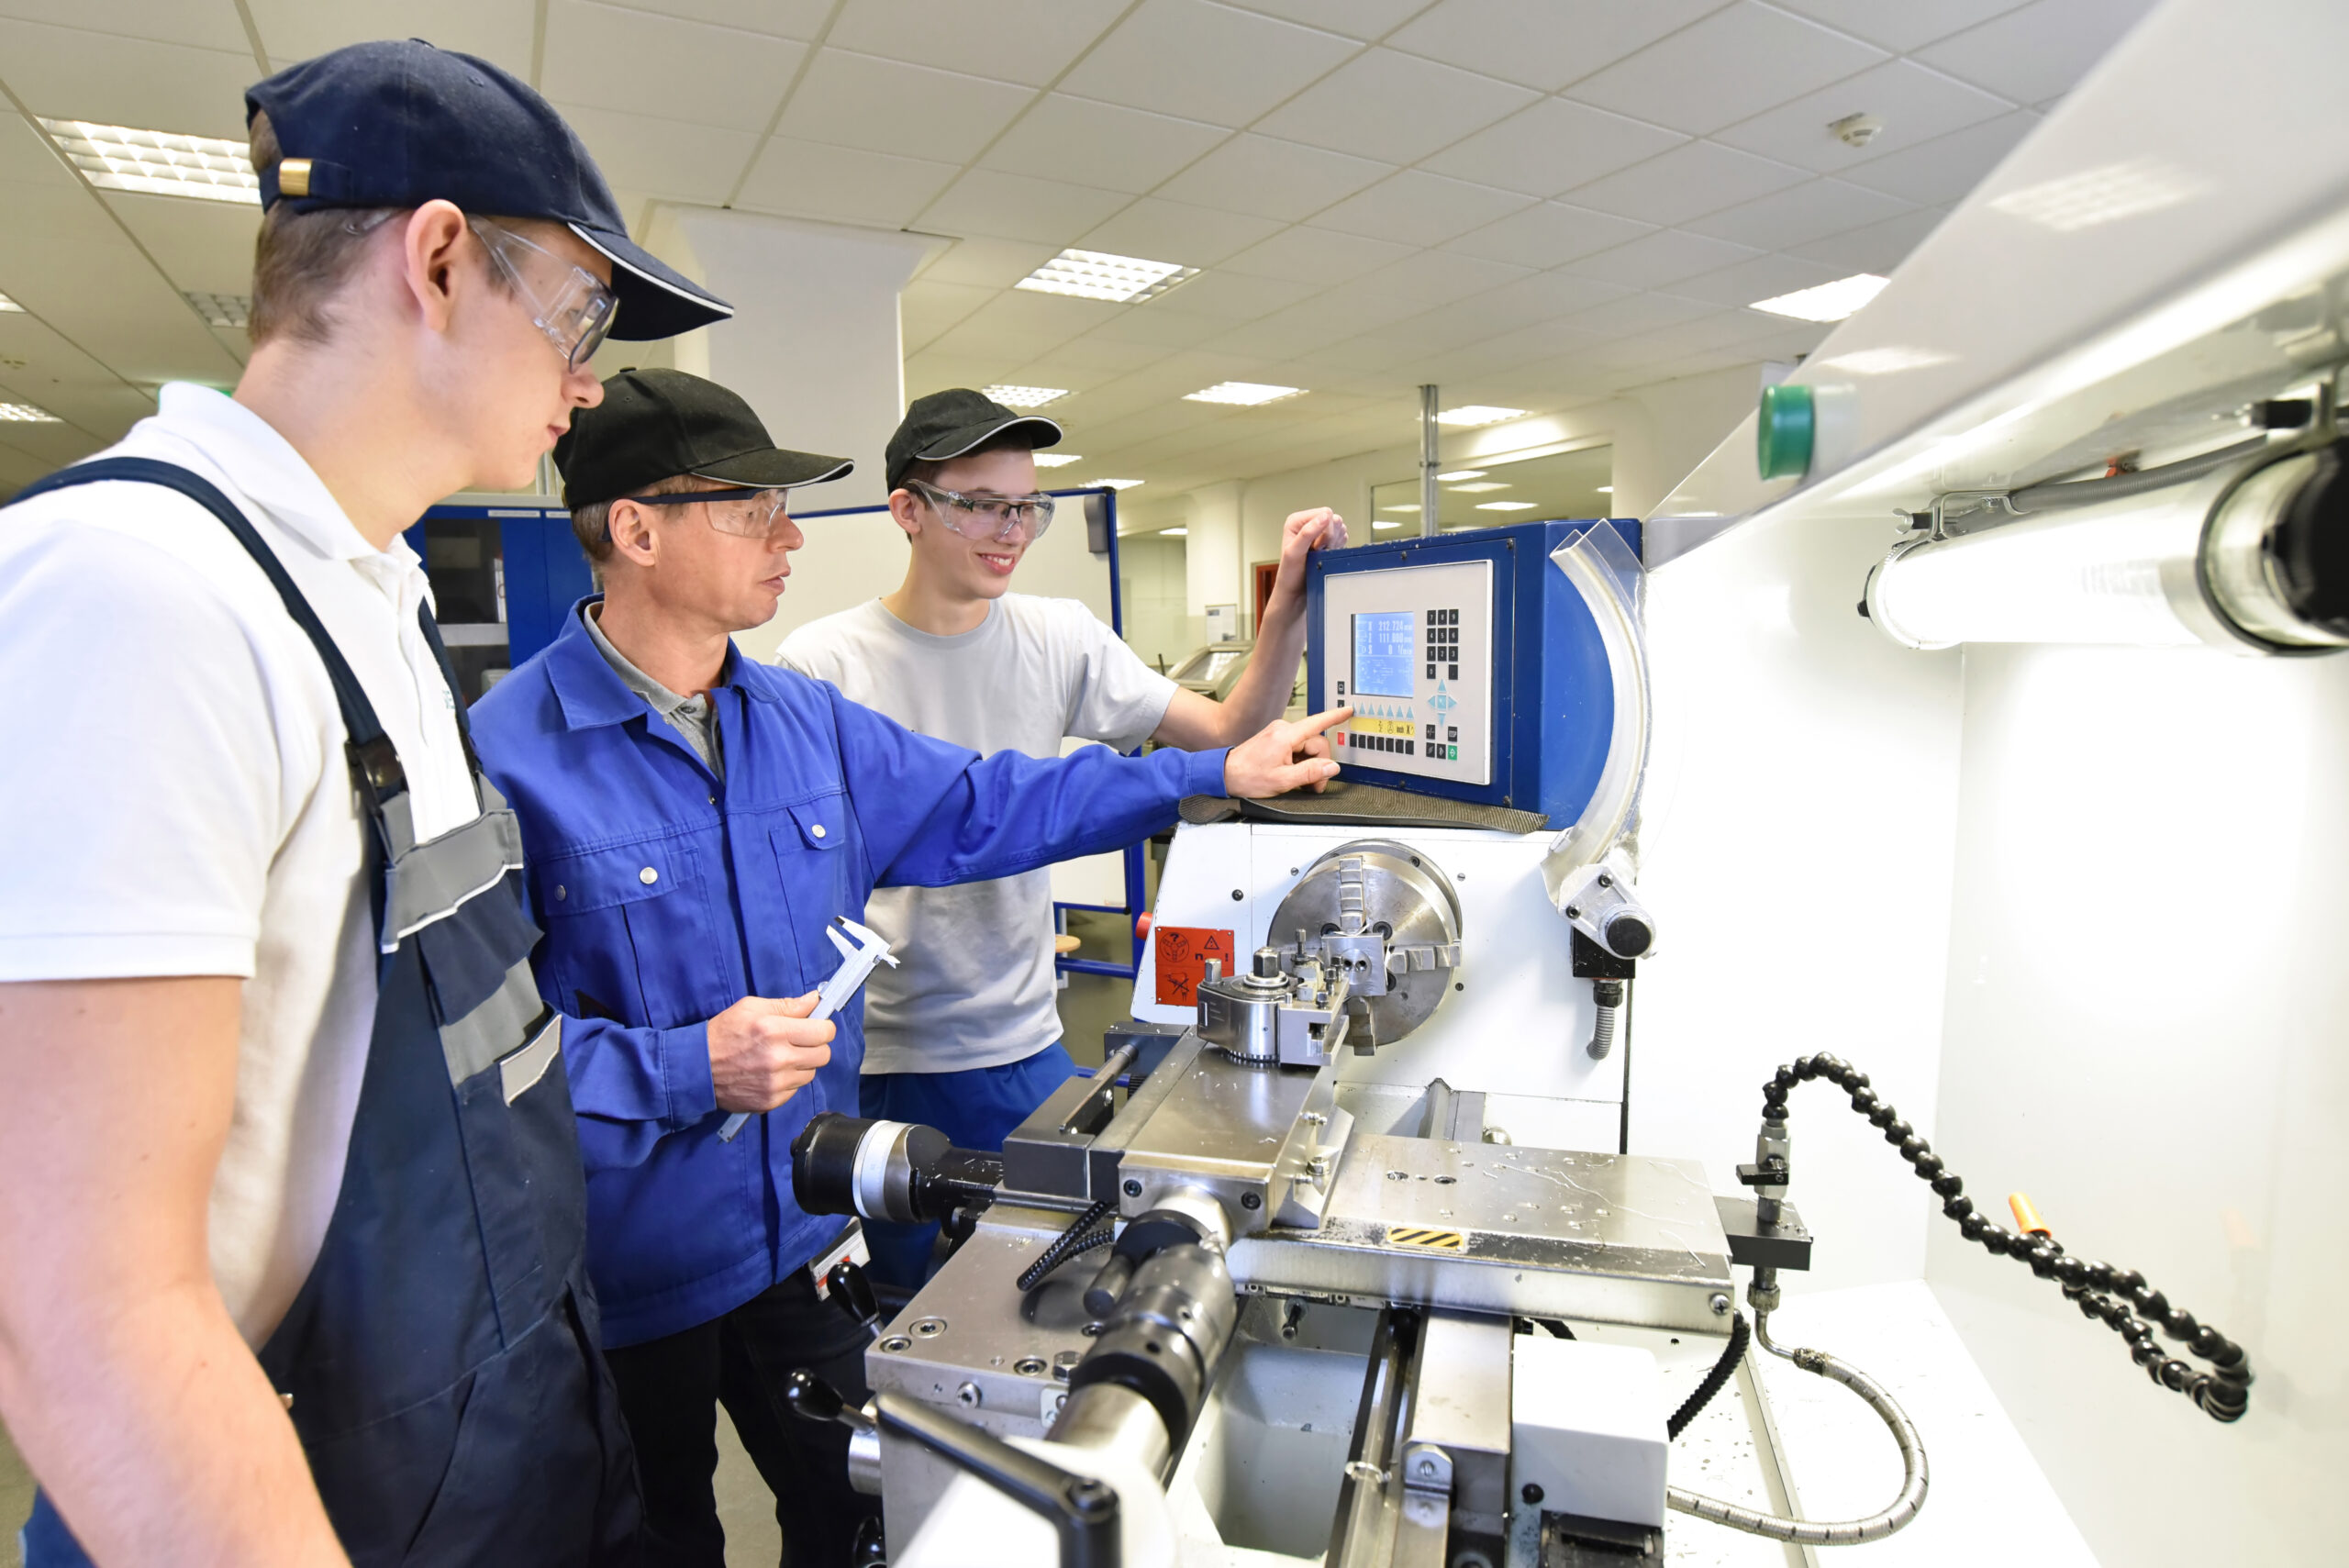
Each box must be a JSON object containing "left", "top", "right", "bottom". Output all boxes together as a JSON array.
[{"left": 1664, "top": 1311, "right": 1928, "bottom": 1545}]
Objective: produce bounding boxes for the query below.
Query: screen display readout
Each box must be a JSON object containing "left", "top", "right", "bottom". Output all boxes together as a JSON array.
[{"left": 1351, "top": 610, "right": 1417, "bottom": 697}]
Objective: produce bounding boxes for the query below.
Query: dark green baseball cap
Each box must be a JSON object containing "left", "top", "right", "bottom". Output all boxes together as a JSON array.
[{"left": 556, "top": 368, "right": 852, "bottom": 507}]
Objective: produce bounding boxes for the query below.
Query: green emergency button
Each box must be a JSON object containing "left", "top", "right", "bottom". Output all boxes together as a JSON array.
[{"left": 1756, "top": 382, "right": 1814, "bottom": 481}]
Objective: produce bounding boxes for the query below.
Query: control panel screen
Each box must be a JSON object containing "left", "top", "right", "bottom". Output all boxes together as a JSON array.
[{"left": 1351, "top": 610, "right": 1416, "bottom": 696}]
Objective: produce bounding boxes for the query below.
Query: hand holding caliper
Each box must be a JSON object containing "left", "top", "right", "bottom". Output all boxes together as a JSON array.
[{"left": 716, "top": 916, "right": 898, "bottom": 1143}]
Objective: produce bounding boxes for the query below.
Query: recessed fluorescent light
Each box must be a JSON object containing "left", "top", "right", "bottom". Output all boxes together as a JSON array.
[
  {"left": 981, "top": 384, "right": 1067, "bottom": 407},
  {"left": 1475, "top": 500, "right": 1537, "bottom": 511},
  {"left": 1184, "top": 381, "right": 1302, "bottom": 406},
  {"left": 1159, "top": 526, "right": 1187, "bottom": 536},
  {"left": 1435, "top": 406, "right": 1527, "bottom": 428},
  {"left": 184, "top": 292, "right": 250, "bottom": 329},
  {"left": 0, "top": 401, "right": 61, "bottom": 422},
  {"left": 1596, "top": 486, "right": 1613, "bottom": 494},
  {"left": 1015, "top": 248, "right": 1197, "bottom": 305},
  {"left": 37, "top": 118, "right": 259, "bottom": 205},
  {"left": 1813, "top": 345, "right": 1954, "bottom": 376},
  {"left": 1378, "top": 502, "right": 1421, "bottom": 514},
  {"left": 1988, "top": 158, "right": 2207, "bottom": 234},
  {"left": 1750, "top": 273, "right": 1888, "bottom": 323},
  {"left": 1374, "top": 519, "right": 1402, "bottom": 528},
  {"left": 1088, "top": 478, "right": 1144, "bottom": 490},
  {"left": 0, "top": 293, "right": 22, "bottom": 313},
  {"left": 1435, "top": 469, "right": 1485, "bottom": 482},
  {"left": 1447, "top": 482, "right": 1507, "bottom": 494},
  {"left": 1033, "top": 452, "right": 1083, "bottom": 468}
]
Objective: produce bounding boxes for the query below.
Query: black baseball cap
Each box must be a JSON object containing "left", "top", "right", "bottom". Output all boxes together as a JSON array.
[
  {"left": 555, "top": 369, "right": 852, "bottom": 508},
  {"left": 246, "top": 39, "right": 729, "bottom": 340},
  {"left": 885, "top": 389, "right": 1063, "bottom": 493}
]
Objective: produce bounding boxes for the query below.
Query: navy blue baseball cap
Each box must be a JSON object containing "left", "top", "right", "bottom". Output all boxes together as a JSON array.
[{"left": 245, "top": 39, "right": 730, "bottom": 340}]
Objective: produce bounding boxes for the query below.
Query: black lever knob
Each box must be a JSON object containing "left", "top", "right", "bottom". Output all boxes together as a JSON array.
[
  {"left": 828, "top": 1257, "right": 880, "bottom": 1325},
  {"left": 785, "top": 1368, "right": 846, "bottom": 1425}
]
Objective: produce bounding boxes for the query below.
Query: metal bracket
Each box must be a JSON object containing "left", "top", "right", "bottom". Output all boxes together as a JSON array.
[{"left": 1714, "top": 1195, "right": 1813, "bottom": 1273}]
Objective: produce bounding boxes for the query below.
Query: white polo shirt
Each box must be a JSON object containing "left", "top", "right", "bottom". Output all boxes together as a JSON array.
[{"left": 0, "top": 384, "right": 478, "bottom": 1345}]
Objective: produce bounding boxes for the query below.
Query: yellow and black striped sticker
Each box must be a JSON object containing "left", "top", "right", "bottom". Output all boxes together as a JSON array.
[{"left": 1385, "top": 1226, "right": 1466, "bottom": 1252}]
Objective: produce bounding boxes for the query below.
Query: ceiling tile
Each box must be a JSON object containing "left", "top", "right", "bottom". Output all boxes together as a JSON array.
[
  {"left": 777, "top": 49, "right": 1035, "bottom": 161},
  {"left": 1215, "top": 0, "right": 1427, "bottom": 38},
  {"left": 1468, "top": 269, "right": 1631, "bottom": 322},
  {"left": 542, "top": 3, "right": 808, "bottom": 131},
  {"left": 982, "top": 95, "right": 1227, "bottom": 195},
  {"left": 1308, "top": 171, "right": 1531, "bottom": 246},
  {"left": 916, "top": 169, "right": 1131, "bottom": 246},
  {"left": 1060, "top": 0, "right": 1360, "bottom": 128},
  {"left": 1682, "top": 176, "right": 1911, "bottom": 250},
  {"left": 826, "top": 0, "right": 1129, "bottom": 83},
  {"left": 100, "top": 190, "right": 261, "bottom": 295},
  {"left": 1144, "top": 270, "right": 1323, "bottom": 320},
  {"left": 1419, "top": 97, "right": 1687, "bottom": 199},
  {"left": 1256, "top": 48, "right": 1539, "bottom": 166},
  {"left": 0, "top": 183, "right": 241, "bottom": 384},
  {"left": 1711, "top": 59, "right": 2018, "bottom": 175},
  {"left": 0, "top": 19, "right": 260, "bottom": 139},
  {"left": 1077, "top": 199, "right": 1285, "bottom": 268},
  {"left": 1916, "top": 0, "right": 2160, "bottom": 106},
  {"left": 1770, "top": 0, "right": 2028, "bottom": 53},
  {"left": 736, "top": 137, "right": 961, "bottom": 228},
  {"left": 915, "top": 238, "right": 1062, "bottom": 289},
  {"left": 1838, "top": 109, "right": 2037, "bottom": 206},
  {"left": 1154, "top": 134, "right": 1393, "bottom": 223},
  {"left": 591, "top": 0, "right": 832, "bottom": 38},
  {"left": 1352, "top": 249, "right": 1533, "bottom": 309},
  {"left": 0, "top": 0, "right": 250, "bottom": 51},
  {"left": 1442, "top": 202, "right": 1654, "bottom": 269},
  {"left": 1562, "top": 228, "right": 1761, "bottom": 288},
  {"left": 1664, "top": 251, "right": 1848, "bottom": 308},
  {"left": 554, "top": 103, "right": 758, "bottom": 206},
  {"left": 1387, "top": 0, "right": 1725, "bottom": 93},
  {"left": 1565, "top": 2, "right": 1887, "bottom": 138},
  {"left": 249, "top": 0, "right": 535, "bottom": 76},
  {"left": 1566, "top": 140, "right": 1808, "bottom": 226},
  {"left": 1552, "top": 289, "right": 1719, "bottom": 342},
  {"left": 899, "top": 280, "right": 995, "bottom": 353},
  {"left": 1080, "top": 307, "right": 1241, "bottom": 350},
  {"left": 1787, "top": 205, "right": 1947, "bottom": 272},
  {"left": 1018, "top": 335, "right": 1169, "bottom": 375},
  {"left": 1219, "top": 227, "right": 1417, "bottom": 285}
]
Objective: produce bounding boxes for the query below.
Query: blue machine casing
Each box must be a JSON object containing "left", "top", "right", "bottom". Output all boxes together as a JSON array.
[{"left": 1305, "top": 518, "right": 1639, "bottom": 828}]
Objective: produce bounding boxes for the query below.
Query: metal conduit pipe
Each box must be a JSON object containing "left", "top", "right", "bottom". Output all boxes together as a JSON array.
[{"left": 1664, "top": 1311, "right": 1929, "bottom": 1545}]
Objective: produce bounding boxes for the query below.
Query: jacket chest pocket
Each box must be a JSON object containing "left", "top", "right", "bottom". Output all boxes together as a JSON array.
[
  {"left": 768, "top": 795, "right": 855, "bottom": 988},
  {"left": 536, "top": 842, "right": 717, "bottom": 1029}
]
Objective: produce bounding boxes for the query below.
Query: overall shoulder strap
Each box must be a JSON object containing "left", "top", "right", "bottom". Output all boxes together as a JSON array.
[{"left": 10, "top": 455, "right": 413, "bottom": 808}]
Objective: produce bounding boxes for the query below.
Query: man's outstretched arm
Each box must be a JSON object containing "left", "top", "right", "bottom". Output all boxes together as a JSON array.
[{"left": 0, "top": 977, "right": 349, "bottom": 1568}]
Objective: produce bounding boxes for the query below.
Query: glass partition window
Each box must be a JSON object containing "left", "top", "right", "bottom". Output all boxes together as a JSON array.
[{"left": 1369, "top": 443, "right": 1614, "bottom": 535}]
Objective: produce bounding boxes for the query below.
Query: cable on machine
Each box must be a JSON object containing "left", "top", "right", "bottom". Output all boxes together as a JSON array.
[
  {"left": 1015, "top": 1197, "right": 1117, "bottom": 1292},
  {"left": 1760, "top": 1052, "right": 2253, "bottom": 1423},
  {"left": 1664, "top": 1309, "right": 1748, "bottom": 1440}
]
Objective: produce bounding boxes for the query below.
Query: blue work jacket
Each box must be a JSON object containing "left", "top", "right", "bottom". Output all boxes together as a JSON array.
[{"left": 470, "top": 604, "right": 1226, "bottom": 1346}]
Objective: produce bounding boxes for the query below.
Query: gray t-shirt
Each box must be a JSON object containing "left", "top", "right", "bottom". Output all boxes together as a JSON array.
[{"left": 775, "top": 595, "right": 1178, "bottom": 1074}]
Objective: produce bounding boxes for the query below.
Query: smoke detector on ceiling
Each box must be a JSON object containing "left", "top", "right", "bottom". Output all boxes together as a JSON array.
[{"left": 1830, "top": 113, "right": 1884, "bottom": 149}]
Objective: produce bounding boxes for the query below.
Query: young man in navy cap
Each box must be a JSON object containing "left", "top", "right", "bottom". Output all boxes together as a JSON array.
[
  {"left": 466, "top": 367, "right": 1347, "bottom": 1566},
  {"left": 0, "top": 40, "right": 726, "bottom": 1568},
  {"left": 776, "top": 390, "right": 1346, "bottom": 1283}
]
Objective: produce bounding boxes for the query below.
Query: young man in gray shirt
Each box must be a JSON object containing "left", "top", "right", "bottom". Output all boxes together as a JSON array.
[{"left": 775, "top": 387, "right": 1345, "bottom": 1282}]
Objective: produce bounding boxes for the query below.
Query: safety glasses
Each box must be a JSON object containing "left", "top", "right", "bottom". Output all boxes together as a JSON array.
[
  {"left": 906, "top": 477, "right": 1056, "bottom": 544},
  {"left": 611, "top": 486, "right": 794, "bottom": 539},
  {"left": 471, "top": 217, "right": 619, "bottom": 371}
]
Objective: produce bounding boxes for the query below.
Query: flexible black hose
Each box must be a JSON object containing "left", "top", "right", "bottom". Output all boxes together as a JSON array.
[
  {"left": 1666, "top": 1310, "right": 1748, "bottom": 1440},
  {"left": 1015, "top": 1198, "right": 1115, "bottom": 1292}
]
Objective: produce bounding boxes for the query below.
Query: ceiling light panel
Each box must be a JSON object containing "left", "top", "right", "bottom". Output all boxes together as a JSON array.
[
  {"left": 1015, "top": 249, "right": 1198, "bottom": 304},
  {"left": 1447, "top": 482, "right": 1508, "bottom": 493},
  {"left": 1034, "top": 453, "right": 1084, "bottom": 468},
  {"left": 1088, "top": 477, "right": 1145, "bottom": 489},
  {"left": 1476, "top": 500, "right": 1538, "bottom": 511},
  {"left": 0, "top": 401, "right": 61, "bottom": 422},
  {"left": 1435, "top": 469, "right": 1485, "bottom": 482},
  {"left": 981, "top": 384, "right": 1067, "bottom": 407},
  {"left": 1159, "top": 526, "right": 1187, "bottom": 535},
  {"left": 1750, "top": 272, "right": 1888, "bottom": 322},
  {"left": 38, "top": 119, "right": 259, "bottom": 205},
  {"left": 1436, "top": 406, "right": 1529, "bottom": 427},
  {"left": 0, "top": 293, "right": 22, "bottom": 313},
  {"left": 184, "top": 292, "right": 250, "bottom": 329},
  {"left": 1184, "top": 382, "right": 1303, "bottom": 406}
]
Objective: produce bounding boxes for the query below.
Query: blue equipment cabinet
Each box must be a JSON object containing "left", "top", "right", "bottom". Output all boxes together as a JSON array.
[
  {"left": 404, "top": 499, "right": 593, "bottom": 702},
  {"left": 1305, "top": 517, "right": 1639, "bottom": 827}
]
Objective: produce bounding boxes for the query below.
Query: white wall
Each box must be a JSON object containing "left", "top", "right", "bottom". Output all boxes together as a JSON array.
[{"left": 1923, "top": 641, "right": 2349, "bottom": 1566}]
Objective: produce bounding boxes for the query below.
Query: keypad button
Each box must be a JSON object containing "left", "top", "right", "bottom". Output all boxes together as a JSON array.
[{"left": 1448, "top": 664, "right": 1458, "bottom": 680}]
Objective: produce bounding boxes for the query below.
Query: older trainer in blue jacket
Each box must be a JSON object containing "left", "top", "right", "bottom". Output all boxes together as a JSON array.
[{"left": 469, "top": 368, "right": 1347, "bottom": 1566}]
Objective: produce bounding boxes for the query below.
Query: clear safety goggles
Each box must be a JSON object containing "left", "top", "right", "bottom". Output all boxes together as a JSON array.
[
  {"left": 906, "top": 477, "right": 1056, "bottom": 544},
  {"left": 611, "top": 486, "right": 794, "bottom": 539},
  {"left": 470, "top": 217, "right": 619, "bottom": 371}
]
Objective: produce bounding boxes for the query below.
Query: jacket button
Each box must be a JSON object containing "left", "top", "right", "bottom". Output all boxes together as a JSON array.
[
  {"left": 811, "top": 824, "right": 828, "bottom": 840},
  {"left": 554, "top": 885, "right": 566, "bottom": 901},
  {"left": 640, "top": 866, "right": 659, "bottom": 884}
]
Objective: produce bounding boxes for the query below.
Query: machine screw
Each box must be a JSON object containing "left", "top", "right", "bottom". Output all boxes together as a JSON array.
[
  {"left": 1122, "top": 1179, "right": 1143, "bottom": 1197},
  {"left": 1301, "top": 1111, "right": 1327, "bottom": 1126},
  {"left": 956, "top": 1382, "right": 983, "bottom": 1408},
  {"left": 1710, "top": 1293, "right": 1732, "bottom": 1317},
  {"left": 1231, "top": 888, "right": 1244, "bottom": 901},
  {"left": 1596, "top": 873, "right": 1612, "bottom": 888},
  {"left": 1520, "top": 1483, "right": 1544, "bottom": 1506},
  {"left": 1241, "top": 1192, "right": 1263, "bottom": 1210},
  {"left": 1564, "top": 905, "right": 1582, "bottom": 918},
  {"left": 1054, "top": 1350, "right": 1083, "bottom": 1370}
]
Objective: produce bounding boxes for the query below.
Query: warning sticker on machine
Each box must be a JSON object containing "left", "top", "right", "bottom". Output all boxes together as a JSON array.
[
  {"left": 1153, "top": 925, "right": 1235, "bottom": 1006},
  {"left": 1385, "top": 1227, "right": 1467, "bottom": 1252}
]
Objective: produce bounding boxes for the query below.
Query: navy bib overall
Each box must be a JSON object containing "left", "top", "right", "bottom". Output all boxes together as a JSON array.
[{"left": 15, "top": 460, "right": 641, "bottom": 1566}]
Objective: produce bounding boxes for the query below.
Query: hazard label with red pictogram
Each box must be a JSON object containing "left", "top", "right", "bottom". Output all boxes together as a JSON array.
[{"left": 1153, "top": 926, "right": 1235, "bottom": 1006}]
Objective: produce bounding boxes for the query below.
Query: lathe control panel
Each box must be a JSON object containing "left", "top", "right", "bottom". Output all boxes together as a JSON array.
[{"left": 1323, "top": 557, "right": 1493, "bottom": 786}]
